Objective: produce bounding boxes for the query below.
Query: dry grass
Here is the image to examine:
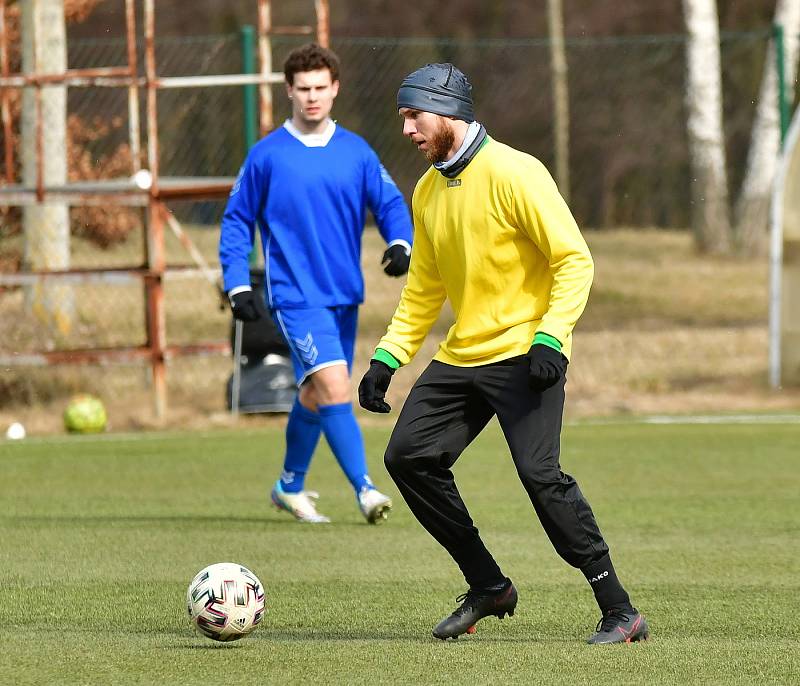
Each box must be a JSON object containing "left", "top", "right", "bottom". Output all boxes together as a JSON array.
[
  {"left": 2, "top": 226, "right": 799, "bottom": 434},
  {"left": 356, "top": 227, "right": 800, "bottom": 420}
]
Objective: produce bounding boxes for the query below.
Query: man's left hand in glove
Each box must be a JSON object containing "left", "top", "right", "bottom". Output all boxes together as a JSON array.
[
  {"left": 526, "top": 333, "right": 567, "bottom": 391},
  {"left": 358, "top": 350, "right": 400, "bottom": 413}
]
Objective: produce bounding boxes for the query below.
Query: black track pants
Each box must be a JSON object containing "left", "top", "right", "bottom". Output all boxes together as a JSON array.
[{"left": 384, "top": 356, "right": 609, "bottom": 589}]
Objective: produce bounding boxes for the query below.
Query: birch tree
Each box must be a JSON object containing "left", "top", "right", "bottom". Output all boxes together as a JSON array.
[
  {"left": 734, "top": 0, "right": 800, "bottom": 255},
  {"left": 682, "top": 0, "right": 732, "bottom": 254},
  {"left": 547, "top": 0, "right": 570, "bottom": 202},
  {"left": 21, "top": 0, "right": 73, "bottom": 334}
]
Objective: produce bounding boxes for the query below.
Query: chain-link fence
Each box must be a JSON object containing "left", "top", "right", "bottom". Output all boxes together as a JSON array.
[
  {"left": 62, "top": 30, "right": 780, "bottom": 227},
  {"left": 0, "top": 30, "right": 795, "bottom": 428}
]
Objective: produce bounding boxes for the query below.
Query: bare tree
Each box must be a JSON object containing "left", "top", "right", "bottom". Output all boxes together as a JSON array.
[
  {"left": 682, "top": 0, "right": 732, "bottom": 254},
  {"left": 21, "top": 0, "right": 73, "bottom": 334},
  {"left": 734, "top": 0, "right": 800, "bottom": 256}
]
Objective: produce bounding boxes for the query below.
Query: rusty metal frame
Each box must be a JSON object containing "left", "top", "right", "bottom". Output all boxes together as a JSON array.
[
  {"left": 0, "top": 0, "right": 330, "bottom": 418},
  {"left": 0, "top": 0, "right": 13, "bottom": 184}
]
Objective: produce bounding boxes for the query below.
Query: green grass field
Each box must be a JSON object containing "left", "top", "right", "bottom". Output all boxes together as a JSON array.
[{"left": 2, "top": 421, "right": 799, "bottom": 685}]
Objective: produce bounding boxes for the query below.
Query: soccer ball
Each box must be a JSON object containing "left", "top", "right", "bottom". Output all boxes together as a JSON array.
[
  {"left": 186, "top": 562, "right": 265, "bottom": 641},
  {"left": 5, "top": 422, "right": 26, "bottom": 440},
  {"left": 63, "top": 394, "right": 107, "bottom": 434}
]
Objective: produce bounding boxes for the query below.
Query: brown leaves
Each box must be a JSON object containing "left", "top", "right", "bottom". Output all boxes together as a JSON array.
[
  {"left": 67, "top": 114, "right": 141, "bottom": 248},
  {"left": 64, "top": 0, "right": 105, "bottom": 24}
]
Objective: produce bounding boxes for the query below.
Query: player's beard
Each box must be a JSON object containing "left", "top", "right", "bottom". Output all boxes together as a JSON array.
[{"left": 425, "top": 118, "right": 455, "bottom": 164}]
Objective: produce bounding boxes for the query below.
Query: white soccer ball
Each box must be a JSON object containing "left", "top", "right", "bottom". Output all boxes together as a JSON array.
[
  {"left": 186, "top": 562, "right": 265, "bottom": 641},
  {"left": 5, "top": 422, "right": 26, "bottom": 440}
]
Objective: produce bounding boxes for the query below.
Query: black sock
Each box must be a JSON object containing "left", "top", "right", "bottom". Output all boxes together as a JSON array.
[{"left": 581, "top": 553, "right": 633, "bottom": 613}]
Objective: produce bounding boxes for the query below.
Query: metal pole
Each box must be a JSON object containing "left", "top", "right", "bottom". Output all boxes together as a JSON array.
[
  {"left": 315, "top": 0, "right": 330, "bottom": 48},
  {"left": 774, "top": 23, "right": 789, "bottom": 147},
  {"left": 257, "top": 0, "right": 273, "bottom": 136},
  {"left": 34, "top": 85, "right": 44, "bottom": 201},
  {"left": 0, "top": 0, "right": 14, "bottom": 183},
  {"left": 144, "top": 0, "right": 159, "bottom": 193},
  {"left": 30, "top": 0, "right": 44, "bottom": 202},
  {"left": 125, "top": 0, "right": 141, "bottom": 172},
  {"left": 231, "top": 319, "right": 244, "bottom": 415},
  {"left": 240, "top": 24, "right": 260, "bottom": 268},
  {"left": 144, "top": 0, "right": 166, "bottom": 419},
  {"left": 145, "top": 200, "right": 167, "bottom": 420},
  {"left": 241, "top": 25, "right": 258, "bottom": 152},
  {"left": 160, "top": 204, "right": 219, "bottom": 289}
]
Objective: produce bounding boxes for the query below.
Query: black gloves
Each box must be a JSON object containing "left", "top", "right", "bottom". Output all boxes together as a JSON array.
[
  {"left": 526, "top": 344, "right": 566, "bottom": 391},
  {"left": 382, "top": 244, "right": 411, "bottom": 277},
  {"left": 229, "top": 290, "right": 260, "bottom": 322},
  {"left": 358, "top": 360, "right": 395, "bottom": 413}
]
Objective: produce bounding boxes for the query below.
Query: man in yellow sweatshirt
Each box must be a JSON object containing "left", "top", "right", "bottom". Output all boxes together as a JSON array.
[{"left": 358, "top": 63, "right": 648, "bottom": 644}]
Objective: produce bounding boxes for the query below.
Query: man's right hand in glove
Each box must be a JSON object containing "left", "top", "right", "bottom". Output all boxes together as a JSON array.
[
  {"left": 358, "top": 359, "right": 395, "bottom": 413},
  {"left": 382, "top": 244, "right": 411, "bottom": 277},
  {"left": 229, "top": 289, "right": 260, "bottom": 322}
]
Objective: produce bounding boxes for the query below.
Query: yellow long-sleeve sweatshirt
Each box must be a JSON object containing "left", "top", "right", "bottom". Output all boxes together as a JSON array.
[{"left": 378, "top": 137, "right": 593, "bottom": 366}]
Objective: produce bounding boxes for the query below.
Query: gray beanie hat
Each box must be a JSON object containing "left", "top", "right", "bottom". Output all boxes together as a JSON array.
[{"left": 397, "top": 63, "right": 475, "bottom": 122}]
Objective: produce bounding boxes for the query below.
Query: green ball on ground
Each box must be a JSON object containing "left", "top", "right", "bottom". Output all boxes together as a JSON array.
[{"left": 63, "top": 394, "right": 107, "bottom": 434}]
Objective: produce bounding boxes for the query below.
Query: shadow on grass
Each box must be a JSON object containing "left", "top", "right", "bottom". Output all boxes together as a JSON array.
[
  {"left": 14, "top": 621, "right": 586, "bottom": 646},
  {"left": 168, "top": 627, "right": 565, "bottom": 645},
  {"left": 3, "top": 514, "right": 271, "bottom": 526},
  {"left": 2, "top": 514, "right": 369, "bottom": 529},
  {"left": 177, "top": 641, "right": 249, "bottom": 650}
]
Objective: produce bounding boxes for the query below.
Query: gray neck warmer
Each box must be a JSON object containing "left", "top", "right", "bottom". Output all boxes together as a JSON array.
[{"left": 434, "top": 121, "right": 487, "bottom": 179}]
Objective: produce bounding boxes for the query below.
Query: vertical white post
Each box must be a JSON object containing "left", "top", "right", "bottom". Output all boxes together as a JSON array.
[
  {"left": 770, "top": 108, "right": 800, "bottom": 388},
  {"left": 769, "top": 155, "right": 785, "bottom": 389}
]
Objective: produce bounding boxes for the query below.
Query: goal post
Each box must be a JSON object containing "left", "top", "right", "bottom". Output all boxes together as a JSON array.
[{"left": 770, "top": 105, "right": 800, "bottom": 388}]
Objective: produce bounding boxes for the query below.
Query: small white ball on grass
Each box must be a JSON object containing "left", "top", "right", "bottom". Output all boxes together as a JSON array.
[{"left": 5, "top": 422, "right": 26, "bottom": 440}]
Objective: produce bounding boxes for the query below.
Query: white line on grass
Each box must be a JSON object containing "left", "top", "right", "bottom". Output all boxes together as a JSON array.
[
  {"left": 4, "top": 415, "right": 800, "bottom": 445},
  {"left": 0, "top": 427, "right": 275, "bottom": 446},
  {"left": 570, "top": 414, "right": 800, "bottom": 426}
]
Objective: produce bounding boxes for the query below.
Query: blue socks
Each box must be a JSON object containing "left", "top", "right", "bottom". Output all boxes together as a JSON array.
[
  {"left": 318, "top": 402, "right": 372, "bottom": 492},
  {"left": 279, "top": 399, "right": 322, "bottom": 493},
  {"left": 280, "top": 400, "right": 372, "bottom": 494}
]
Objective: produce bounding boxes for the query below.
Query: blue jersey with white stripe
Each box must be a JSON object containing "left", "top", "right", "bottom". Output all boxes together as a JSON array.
[{"left": 219, "top": 124, "right": 412, "bottom": 308}]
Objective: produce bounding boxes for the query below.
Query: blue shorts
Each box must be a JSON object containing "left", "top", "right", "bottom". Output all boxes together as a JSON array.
[{"left": 272, "top": 305, "right": 359, "bottom": 386}]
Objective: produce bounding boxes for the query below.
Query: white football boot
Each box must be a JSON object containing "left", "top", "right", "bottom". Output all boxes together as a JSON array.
[
  {"left": 358, "top": 486, "right": 392, "bottom": 524},
  {"left": 271, "top": 481, "right": 331, "bottom": 523}
]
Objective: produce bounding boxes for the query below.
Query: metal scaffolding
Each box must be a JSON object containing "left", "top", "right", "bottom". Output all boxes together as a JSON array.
[{"left": 0, "top": 0, "right": 330, "bottom": 418}]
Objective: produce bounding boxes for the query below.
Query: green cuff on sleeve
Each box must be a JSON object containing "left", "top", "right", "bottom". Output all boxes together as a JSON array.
[
  {"left": 532, "top": 332, "right": 562, "bottom": 352},
  {"left": 373, "top": 348, "right": 401, "bottom": 370}
]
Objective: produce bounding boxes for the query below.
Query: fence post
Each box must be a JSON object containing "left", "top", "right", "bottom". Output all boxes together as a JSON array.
[
  {"left": 240, "top": 24, "right": 259, "bottom": 267},
  {"left": 241, "top": 25, "right": 257, "bottom": 151},
  {"left": 774, "top": 23, "right": 790, "bottom": 146}
]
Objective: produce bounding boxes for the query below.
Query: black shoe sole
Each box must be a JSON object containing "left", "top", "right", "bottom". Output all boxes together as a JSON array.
[
  {"left": 587, "top": 615, "right": 650, "bottom": 644},
  {"left": 432, "top": 607, "right": 515, "bottom": 641},
  {"left": 588, "top": 630, "right": 650, "bottom": 645}
]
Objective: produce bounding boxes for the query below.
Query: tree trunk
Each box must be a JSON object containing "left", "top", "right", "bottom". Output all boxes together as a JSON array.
[
  {"left": 682, "top": 0, "right": 732, "bottom": 254},
  {"left": 547, "top": 0, "right": 570, "bottom": 202},
  {"left": 21, "top": 0, "right": 73, "bottom": 335},
  {"left": 734, "top": 0, "right": 800, "bottom": 256}
]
